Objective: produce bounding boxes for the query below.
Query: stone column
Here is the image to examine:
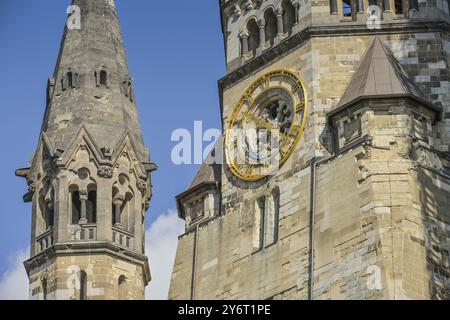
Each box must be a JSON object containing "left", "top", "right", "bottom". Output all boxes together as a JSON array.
[
  {"left": 383, "top": 0, "right": 390, "bottom": 11},
  {"left": 330, "top": 0, "right": 338, "bottom": 14},
  {"left": 240, "top": 32, "right": 249, "bottom": 55},
  {"left": 113, "top": 201, "right": 122, "bottom": 227},
  {"left": 410, "top": 0, "right": 419, "bottom": 11},
  {"left": 276, "top": 9, "right": 284, "bottom": 35},
  {"left": 79, "top": 190, "right": 88, "bottom": 225},
  {"left": 258, "top": 19, "right": 266, "bottom": 46},
  {"left": 357, "top": 0, "right": 364, "bottom": 12}
]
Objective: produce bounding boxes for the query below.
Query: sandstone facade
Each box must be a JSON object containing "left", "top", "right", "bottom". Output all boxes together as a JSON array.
[{"left": 169, "top": 0, "right": 450, "bottom": 300}]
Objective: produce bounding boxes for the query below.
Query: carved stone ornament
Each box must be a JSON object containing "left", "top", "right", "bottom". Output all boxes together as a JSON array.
[
  {"left": 98, "top": 166, "right": 113, "bottom": 179},
  {"left": 136, "top": 180, "right": 147, "bottom": 193},
  {"left": 28, "top": 183, "right": 37, "bottom": 193}
]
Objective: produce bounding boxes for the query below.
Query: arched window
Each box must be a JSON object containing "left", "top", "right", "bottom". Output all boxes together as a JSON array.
[
  {"left": 118, "top": 275, "right": 128, "bottom": 300},
  {"left": 79, "top": 270, "right": 87, "bottom": 300},
  {"left": 264, "top": 8, "right": 277, "bottom": 45},
  {"left": 246, "top": 19, "right": 260, "bottom": 55},
  {"left": 282, "top": 0, "right": 296, "bottom": 35},
  {"left": 100, "top": 70, "right": 107, "bottom": 87},
  {"left": 71, "top": 189, "right": 81, "bottom": 225}
]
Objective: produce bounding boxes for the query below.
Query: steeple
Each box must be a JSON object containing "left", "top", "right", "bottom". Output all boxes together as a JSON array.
[
  {"left": 43, "top": 0, "right": 146, "bottom": 162},
  {"left": 16, "top": 0, "right": 154, "bottom": 300}
]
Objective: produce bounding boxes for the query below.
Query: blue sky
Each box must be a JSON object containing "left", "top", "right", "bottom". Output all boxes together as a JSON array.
[{"left": 0, "top": 0, "right": 225, "bottom": 281}]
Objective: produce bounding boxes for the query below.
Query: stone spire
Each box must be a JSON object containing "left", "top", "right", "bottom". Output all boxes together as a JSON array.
[
  {"left": 16, "top": 0, "right": 154, "bottom": 300},
  {"left": 43, "top": 0, "right": 146, "bottom": 162}
]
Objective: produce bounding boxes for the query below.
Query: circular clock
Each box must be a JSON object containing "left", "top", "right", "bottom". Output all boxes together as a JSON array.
[{"left": 225, "top": 70, "right": 308, "bottom": 182}]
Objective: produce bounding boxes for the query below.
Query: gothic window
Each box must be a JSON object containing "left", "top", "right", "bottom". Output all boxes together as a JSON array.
[
  {"left": 246, "top": 19, "right": 260, "bottom": 55},
  {"left": 282, "top": 0, "right": 296, "bottom": 35},
  {"left": 79, "top": 270, "right": 87, "bottom": 300},
  {"left": 71, "top": 189, "right": 81, "bottom": 225},
  {"left": 118, "top": 275, "right": 128, "bottom": 300},
  {"left": 264, "top": 8, "right": 277, "bottom": 45},
  {"left": 96, "top": 67, "right": 108, "bottom": 88},
  {"left": 62, "top": 70, "right": 77, "bottom": 90}
]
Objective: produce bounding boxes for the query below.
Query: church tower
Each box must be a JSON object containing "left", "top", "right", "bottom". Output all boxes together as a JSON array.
[
  {"left": 16, "top": 0, "right": 155, "bottom": 300},
  {"left": 169, "top": 1, "right": 450, "bottom": 300}
]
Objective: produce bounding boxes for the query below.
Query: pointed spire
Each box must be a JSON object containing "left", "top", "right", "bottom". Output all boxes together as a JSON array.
[
  {"left": 336, "top": 36, "right": 434, "bottom": 110},
  {"left": 42, "top": 0, "right": 147, "bottom": 162}
]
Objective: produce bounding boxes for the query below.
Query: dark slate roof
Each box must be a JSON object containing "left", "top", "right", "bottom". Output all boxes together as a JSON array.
[
  {"left": 188, "top": 143, "right": 222, "bottom": 189},
  {"left": 336, "top": 36, "right": 433, "bottom": 110}
]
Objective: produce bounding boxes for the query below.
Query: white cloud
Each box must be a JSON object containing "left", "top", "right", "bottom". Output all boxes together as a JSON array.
[
  {"left": 0, "top": 248, "right": 29, "bottom": 300},
  {"left": 145, "top": 209, "right": 185, "bottom": 300}
]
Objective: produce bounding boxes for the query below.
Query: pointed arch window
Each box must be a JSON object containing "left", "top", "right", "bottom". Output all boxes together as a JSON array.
[{"left": 95, "top": 67, "right": 108, "bottom": 88}]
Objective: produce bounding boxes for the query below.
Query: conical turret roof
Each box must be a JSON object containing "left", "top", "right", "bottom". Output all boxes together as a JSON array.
[{"left": 335, "top": 36, "right": 434, "bottom": 111}]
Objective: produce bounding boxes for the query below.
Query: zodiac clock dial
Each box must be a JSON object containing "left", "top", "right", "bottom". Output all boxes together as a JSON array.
[{"left": 225, "top": 70, "right": 308, "bottom": 182}]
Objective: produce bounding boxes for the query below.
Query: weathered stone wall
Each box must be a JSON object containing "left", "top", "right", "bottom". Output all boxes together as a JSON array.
[
  {"left": 28, "top": 253, "right": 146, "bottom": 300},
  {"left": 170, "top": 21, "right": 450, "bottom": 299}
]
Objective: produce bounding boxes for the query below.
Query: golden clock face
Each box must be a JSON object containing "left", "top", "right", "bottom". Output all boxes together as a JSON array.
[{"left": 225, "top": 70, "right": 308, "bottom": 182}]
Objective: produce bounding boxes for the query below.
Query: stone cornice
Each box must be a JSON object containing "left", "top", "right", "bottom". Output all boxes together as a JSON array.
[
  {"left": 24, "top": 241, "right": 151, "bottom": 284},
  {"left": 218, "top": 21, "right": 450, "bottom": 92}
]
